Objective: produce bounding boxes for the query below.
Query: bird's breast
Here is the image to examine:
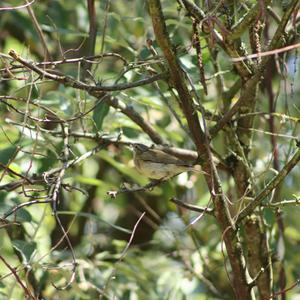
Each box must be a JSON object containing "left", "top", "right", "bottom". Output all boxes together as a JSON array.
[{"left": 134, "top": 158, "right": 188, "bottom": 180}]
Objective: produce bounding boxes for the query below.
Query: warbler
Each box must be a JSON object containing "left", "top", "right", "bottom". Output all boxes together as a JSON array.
[{"left": 132, "top": 143, "right": 204, "bottom": 180}]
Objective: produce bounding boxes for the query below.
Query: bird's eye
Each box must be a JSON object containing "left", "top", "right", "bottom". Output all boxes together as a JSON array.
[{"left": 133, "top": 144, "right": 146, "bottom": 151}]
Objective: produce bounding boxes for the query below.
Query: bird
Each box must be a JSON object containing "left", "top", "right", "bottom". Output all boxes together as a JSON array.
[{"left": 132, "top": 143, "right": 204, "bottom": 180}]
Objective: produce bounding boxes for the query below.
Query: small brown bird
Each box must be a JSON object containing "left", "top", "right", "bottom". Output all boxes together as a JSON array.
[{"left": 133, "top": 143, "right": 204, "bottom": 180}]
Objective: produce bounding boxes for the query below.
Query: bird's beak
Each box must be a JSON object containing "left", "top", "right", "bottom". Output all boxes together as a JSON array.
[{"left": 124, "top": 143, "right": 134, "bottom": 151}]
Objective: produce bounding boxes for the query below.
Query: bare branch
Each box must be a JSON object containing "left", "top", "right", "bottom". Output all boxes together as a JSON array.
[
  {"left": 0, "top": 0, "right": 35, "bottom": 11},
  {"left": 8, "top": 50, "right": 168, "bottom": 93},
  {"left": 237, "top": 147, "right": 300, "bottom": 222}
]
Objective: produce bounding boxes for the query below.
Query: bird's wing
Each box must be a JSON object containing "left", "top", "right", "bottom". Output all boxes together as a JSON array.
[{"left": 139, "top": 149, "right": 192, "bottom": 166}]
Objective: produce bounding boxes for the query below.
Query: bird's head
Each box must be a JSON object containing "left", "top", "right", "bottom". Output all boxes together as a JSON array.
[{"left": 132, "top": 143, "right": 149, "bottom": 155}]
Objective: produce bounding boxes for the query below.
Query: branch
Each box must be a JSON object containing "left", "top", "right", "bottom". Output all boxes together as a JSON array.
[
  {"left": 7, "top": 51, "right": 166, "bottom": 145},
  {"left": 148, "top": 2, "right": 254, "bottom": 299},
  {"left": 107, "top": 179, "right": 166, "bottom": 198},
  {"left": 0, "top": 255, "right": 36, "bottom": 299},
  {"left": 103, "top": 96, "right": 165, "bottom": 145},
  {"left": 227, "top": 1, "right": 271, "bottom": 41},
  {"left": 210, "top": 0, "right": 299, "bottom": 138},
  {"left": 264, "top": 198, "right": 300, "bottom": 208},
  {"left": 0, "top": 53, "right": 128, "bottom": 74},
  {"left": 170, "top": 197, "right": 214, "bottom": 216},
  {"left": 237, "top": 147, "right": 300, "bottom": 222},
  {"left": 102, "top": 212, "right": 145, "bottom": 296},
  {"left": 26, "top": 0, "right": 51, "bottom": 60},
  {"left": 0, "top": 139, "right": 110, "bottom": 192},
  {"left": 180, "top": 0, "right": 253, "bottom": 79},
  {"left": 0, "top": 162, "right": 32, "bottom": 183},
  {"left": 210, "top": 75, "right": 260, "bottom": 138},
  {"left": 2, "top": 199, "right": 51, "bottom": 220},
  {"left": 232, "top": 42, "right": 300, "bottom": 62},
  {"left": 148, "top": 0, "right": 205, "bottom": 155},
  {"left": 0, "top": 0, "right": 35, "bottom": 11},
  {"left": 8, "top": 50, "right": 168, "bottom": 93}
]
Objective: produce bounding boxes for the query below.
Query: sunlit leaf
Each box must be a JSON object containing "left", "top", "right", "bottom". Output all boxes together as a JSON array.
[
  {"left": 93, "top": 102, "right": 110, "bottom": 130},
  {"left": 0, "top": 146, "right": 17, "bottom": 165},
  {"left": 12, "top": 240, "right": 37, "bottom": 264}
]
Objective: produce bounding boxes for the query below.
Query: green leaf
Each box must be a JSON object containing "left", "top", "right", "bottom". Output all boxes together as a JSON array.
[
  {"left": 2, "top": 206, "right": 32, "bottom": 223},
  {"left": 93, "top": 102, "right": 110, "bottom": 130},
  {"left": 99, "top": 151, "right": 146, "bottom": 185},
  {"left": 12, "top": 240, "right": 37, "bottom": 264},
  {"left": 58, "top": 211, "right": 132, "bottom": 234},
  {"left": 122, "top": 127, "right": 140, "bottom": 138},
  {"left": 38, "top": 149, "right": 58, "bottom": 173},
  {"left": 139, "top": 47, "right": 151, "bottom": 60},
  {"left": 0, "top": 146, "right": 17, "bottom": 165},
  {"left": 14, "top": 208, "right": 32, "bottom": 223},
  {"left": 75, "top": 176, "right": 105, "bottom": 186}
]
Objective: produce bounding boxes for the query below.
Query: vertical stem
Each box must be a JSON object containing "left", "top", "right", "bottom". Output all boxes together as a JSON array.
[{"left": 148, "top": 1, "right": 254, "bottom": 298}]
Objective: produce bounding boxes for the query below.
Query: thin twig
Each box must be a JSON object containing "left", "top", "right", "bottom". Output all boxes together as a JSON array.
[
  {"left": 237, "top": 147, "right": 300, "bottom": 222},
  {"left": 0, "top": 255, "right": 36, "bottom": 300},
  {"left": 8, "top": 50, "right": 168, "bottom": 93},
  {"left": 0, "top": 0, "right": 35, "bottom": 11},
  {"left": 107, "top": 179, "right": 166, "bottom": 198},
  {"left": 100, "top": 212, "right": 145, "bottom": 299},
  {"left": 170, "top": 197, "right": 214, "bottom": 215},
  {"left": 26, "top": 0, "right": 51, "bottom": 60},
  {"left": 232, "top": 42, "right": 300, "bottom": 62}
]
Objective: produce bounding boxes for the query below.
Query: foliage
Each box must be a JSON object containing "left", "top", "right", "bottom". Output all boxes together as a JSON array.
[{"left": 0, "top": 0, "right": 300, "bottom": 299}]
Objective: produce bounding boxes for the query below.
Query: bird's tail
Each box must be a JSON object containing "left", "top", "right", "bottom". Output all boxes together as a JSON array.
[{"left": 189, "top": 165, "right": 208, "bottom": 175}]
